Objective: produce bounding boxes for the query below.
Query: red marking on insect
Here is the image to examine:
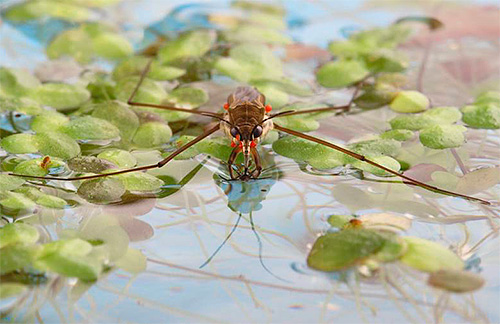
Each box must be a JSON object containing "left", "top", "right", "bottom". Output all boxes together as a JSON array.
[
  {"left": 265, "top": 104, "right": 272, "bottom": 113},
  {"left": 231, "top": 141, "right": 237, "bottom": 148},
  {"left": 250, "top": 140, "right": 257, "bottom": 148},
  {"left": 239, "top": 142, "right": 243, "bottom": 148},
  {"left": 223, "top": 103, "right": 229, "bottom": 110},
  {"left": 235, "top": 134, "right": 240, "bottom": 141}
]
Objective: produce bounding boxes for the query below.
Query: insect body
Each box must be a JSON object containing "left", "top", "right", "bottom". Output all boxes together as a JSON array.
[{"left": 10, "top": 59, "right": 491, "bottom": 205}]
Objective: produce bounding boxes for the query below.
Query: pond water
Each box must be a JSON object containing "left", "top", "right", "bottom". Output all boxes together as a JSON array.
[{"left": 0, "top": 0, "right": 499, "bottom": 323}]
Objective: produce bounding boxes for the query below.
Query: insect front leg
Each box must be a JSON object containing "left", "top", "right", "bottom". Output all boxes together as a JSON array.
[
  {"left": 227, "top": 146, "right": 243, "bottom": 180},
  {"left": 249, "top": 146, "right": 262, "bottom": 179}
]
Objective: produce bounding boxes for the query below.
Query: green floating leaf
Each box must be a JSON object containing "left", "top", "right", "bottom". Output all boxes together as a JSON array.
[
  {"left": 4, "top": 0, "right": 91, "bottom": 22},
  {"left": 31, "top": 111, "right": 70, "bottom": 133},
  {"left": 0, "top": 174, "right": 26, "bottom": 191},
  {"left": 0, "top": 97, "right": 42, "bottom": 115},
  {"left": 13, "top": 159, "right": 48, "bottom": 177},
  {"left": 352, "top": 155, "right": 401, "bottom": 177},
  {"left": 91, "top": 101, "right": 140, "bottom": 140},
  {"left": 0, "top": 191, "right": 36, "bottom": 213},
  {"left": 114, "top": 172, "right": 164, "bottom": 192},
  {"left": 0, "top": 223, "right": 39, "bottom": 248},
  {"left": 0, "top": 244, "right": 37, "bottom": 275},
  {"left": 46, "top": 29, "right": 93, "bottom": 63},
  {"left": 1, "top": 134, "right": 38, "bottom": 154},
  {"left": 68, "top": 156, "right": 116, "bottom": 173},
  {"left": 158, "top": 30, "right": 216, "bottom": 63},
  {"left": 132, "top": 122, "right": 172, "bottom": 148},
  {"left": 92, "top": 32, "right": 133, "bottom": 60},
  {"left": 115, "top": 76, "right": 167, "bottom": 105},
  {"left": 77, "top": 178, "right": 126, "bottom": 204},
  {"left": 16, "top": 187, "right": 67, "bottom": 209},
  {"left": 474, "top": 91, "right": 500, "bottom": 106},
  {"left": 34, "top": 238, "right": 102, "bottom": 281},
  {"left": 112, "top": 56, "right": 186, "bottom": 81},
  {"left": 423, "top": 106, "right": 462, "bottom": 124},
  {"left": 97, "top": 149, "right": 137, "bottom": 168},
  {"left": 373, "top": 235, "right": 407, "bottom": 262},
  {"left": 365, "top": 49, "right": 408, "bottom": 73},
  {"left": 166, "top": 87, "right": 209, "bottom": 108},
  {"left": 428, "top": 269, "right": 485, "bottom": 293},
  {"left": 461, "top": 104, "right": 500, "bottom": 129},
  {"left": 62, "top": 116, "right": 120, "bottom": 140},
  {"left": 400, "top": 237, "right": 464, "bottom": 273},
  {"left": 214, "top": 43, "right": 283, "bottom": 83},
  {"left": 348, "top": 138, "right": 401, "bottom": 157},
  {"left": 380, "top": 129, "right": 414, "bottom": 141},
  {"left": 390, "top": 115, "right": 436, "bottom": 131},
  {"left": 79, "top": 219, "right": 129, "bottom": 261},
  {"left": 0, "top": 67, "right": 41, "bottom": 97},
  {"left": 316, "top": 60, "right": 369, "bottom": 89},
  {"left": 0, "top": 283, "right": 27, "bottom": 299},
  {"left": 390, "top": 91, "right": 429, "bottom": 113},
  {"left": 223, "top": 25, "right": 291, "bottom": 45},
  {"left": 354, "top": 87, "right": 395, "bottom": 110},
  {"left": 35, "top": 132, "right": 81, "bottom": 159},
  {"left": 114, "top": 248, "right": 147, "bottom": 274},
  {"left": 32, "top": 83, "right": 91, "bottom": 111},
  {"left": 419, "top": 125, "right": 466, "bottom": 149},
  {"left": 327, "top": 214, "right": 354, "bottom": 228},
  {"left": 307, "top": 229, "right": 387, "bottom": 271}
]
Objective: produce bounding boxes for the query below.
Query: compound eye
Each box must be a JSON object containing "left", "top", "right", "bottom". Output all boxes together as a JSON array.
[
  {"left": 252, "top": 125, "right": 263, "bottom": 138},
  {"left": 230, "top": 127, "right": 239, "bottom": 137}
]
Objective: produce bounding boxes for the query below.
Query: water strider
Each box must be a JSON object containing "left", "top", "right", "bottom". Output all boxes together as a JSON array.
[{"left": 11, "top": 59, "right": 491, "bottom": 205}]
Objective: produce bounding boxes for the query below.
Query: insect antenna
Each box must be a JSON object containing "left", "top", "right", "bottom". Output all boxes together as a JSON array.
[{"left": 199, "top": 212, "right": 243, "bottom": 269}]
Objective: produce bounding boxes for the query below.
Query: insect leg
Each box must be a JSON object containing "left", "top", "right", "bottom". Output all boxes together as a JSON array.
[
  {"left": 227, "top": 146, "right": 242, "bottom": 180},
  {"left": 249, "top": 146, "right": 262, "bottom": 179},
  {"left": 11, "top": 124, "right": 220, "bottom": 181},
  {"left": 273, "top": 123, "right": 491, "bottom": 205},
  {"left": 126, "top": 57, "right": 222, "bottom": 119}
]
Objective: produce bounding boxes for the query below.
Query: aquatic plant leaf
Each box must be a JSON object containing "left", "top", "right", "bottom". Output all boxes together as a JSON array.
[
  {"left": 423, "top": 106, "right": 462, "bottom": 124},
  {"left": 307, "top": 229, "right": 387, "bottom": 271},
  {"left": 165, "top": 87, "right": 209, "bottom": 108},
  {"left": 114, "top": 248, "right": 147, "bottom": 274},
  {"left": 30, "top": 111, "right": 70, "bottom": 133},
  {"left": 0, "top": 283, "right": 27, "bottom": 299},
  {"left": 352, "top": 155, "right": 401, "bottom": 177},
  {"left": 455, "top": 167, "right": 500, "bottom": 195},
  {"left": 80, "top": 224, "right": 129, "bottom": 261},
  {"left": 316, "top": 60, "right": 369, "bottom": 89},
  {"left": 380, "top": 129, "right": 414, "bottom": 141},
  {"left": 91, "top": 101, "right": 140, "bottom": 140},
  {"left": 0, "top": 67, "right": 41, "bottom": 97},
  {"left": 13, "top": 157, "right": 63, "bottom": 177},
  {"left": 327, "top": 214, "right": 354, "bottom": 228},
  {"left": 400, "top": 237, "right": 464, "bottom": 273},
  {"left": 34, "top": 238, "right": 102, "bottom": 281},
  {"left": 97, "top": 149, "right": 137, "bottom": 168},
  {"left": 62, "top": 116, "right": 120, "bottom": 140},
  {"left": 389, "top": 114, "right": 436, "bottom": 131},
  {"left": 428, "top": 269, "right": 485, "bottom": 293},
  {"left": 158, "top": 30, "right": 216, "bottom": 63},
  {"left": 92, "top": 32, "right": 133, "bottom": 60},
  {"left": 0, "top": 174, "right": 26, "bottom": 191},
  {"left": 35, "top": 132, "right": 81, "bottom": 159},
  {"left": 0, "top": 192, "right": 36, "bottom": 212},
  {"left": 354, "top": 87, "right": 395, "bottom": 110},
  {"left": 358, "top": 213, "right": 412, "bottom": 232},
  {"left": 34, "top": 194, "right": 67, "bottom": 209},
  {"left": 214, "top": 43, "right": 283, "bottom": 82},
  {"left": 348, "top": 138, "right": 401, "bottom": 157},
  {"left": 0, "top": 223, "right": 39, "bottom": 248},
  {"left": 0, "top": 134, "right": 38, "bottom": 154},
  {"left": 364, "top": 49, "right": 408, "bottom": 73},
  {"left": 112, "top": 56, "right": 186, "bottom": 81},
  {"left": 77, "top": 178, "right": 126, "bottom": 204},
  {"left": 46, "top": 29, "right": 93, "bottom": 64},
  {"left": 113, "top": 172, "right": 164, "bottom": 192},
  {"left": 331, "top": 184, "right": 373, "bottom": 212},
  {"left": 474, "top": 91, "right": 500, "bottom": 106},
  {"left": 0, "top": 244, "right": 37, "bottom": 275},
  {"left": 115, "top": 77, "right": 167, "bottom": 105},
  {"left": 390, "top": 91, "right": 429, "bottom": 113},
  {"left": 223, "top": 25, "right": 291, "bottom": 44},
  {"left": 4, "top": 0, "right": 91, "bottom": 22},
  {"left": 67, "top": 156, "right": 116, "bottom": 173},
  {"left": 373, "top": 235, "right": 407, "bottom": 262},
  {"left": 32, "top": 83, "right": 91, "bottom": 111},
  {"left": 132, "top": 122, "right": 172, "bottom": 148},
  {"left": 419, "top": 125, "right": 466, "bottom": 149},
  {"left": 0, "top": 97, "right": 42, "bottom": 115},
  {"left": 461, "top": 104, "right": 500, "bottom": 129}
]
